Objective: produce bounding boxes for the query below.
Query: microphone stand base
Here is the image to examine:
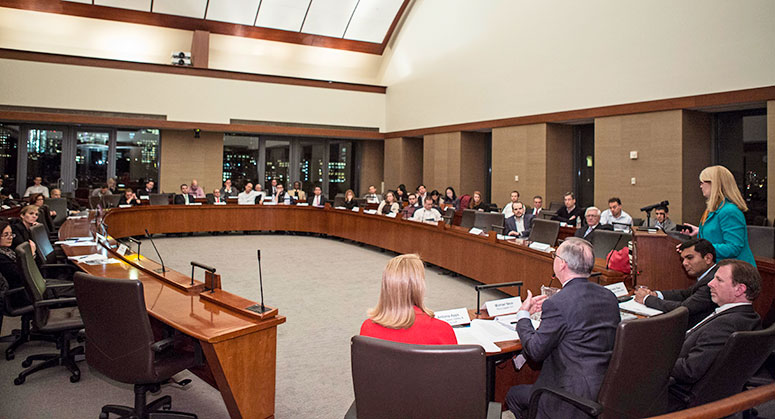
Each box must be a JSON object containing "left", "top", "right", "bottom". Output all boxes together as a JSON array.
[
  {"left": 154, "top": 267, "right": 169, "bottom": 273},
  {"left": 245, "top": 304, "right": 272, "bottom": 314}
]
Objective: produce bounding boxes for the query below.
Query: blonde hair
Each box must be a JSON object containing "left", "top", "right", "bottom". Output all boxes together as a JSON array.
[
  {"left": 469, "top": 191, "right": 483, "bottom": 208},
  {"left": 699, "top": 165, "right": 747, "bottom": 224},
  {"left": 345, "top": 189, "right": 355, "bottom": 200},
  {"left": 20, "top": 205, "right": 39, "bottom": 216},
  {"left": 367, "top": 254, "right": 433, "bottom": 329}
]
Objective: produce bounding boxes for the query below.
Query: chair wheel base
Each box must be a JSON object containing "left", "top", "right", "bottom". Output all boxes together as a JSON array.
[
  {"left": 70, "top": 372, "right": 80, "bottom": 383},
  {"left": 14, "top": 376, "right": 25, "bottom": 385},
  {"left": 6, "top": 352, "right": 15, "bottom": 361},
  {"left": 21, "top": 359, "right": 32, "bottom": 368}
]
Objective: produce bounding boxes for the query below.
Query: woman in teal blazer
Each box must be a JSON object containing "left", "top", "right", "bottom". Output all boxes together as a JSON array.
[{"left": 686, "top": 166, "right": 756, "bottom": 267}]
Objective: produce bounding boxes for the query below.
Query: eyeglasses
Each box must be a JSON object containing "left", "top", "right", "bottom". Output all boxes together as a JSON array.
[
  {"left": 1, "top": 232, "right": 16, "bottom": 238},
  {"left": 550, "top": 251, "right": 565, "bottom": 263}
]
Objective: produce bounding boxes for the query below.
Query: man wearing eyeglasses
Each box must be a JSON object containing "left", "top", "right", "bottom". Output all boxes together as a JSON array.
[{"left": 506, "top": 238, "right": 621, "bottom": 419}]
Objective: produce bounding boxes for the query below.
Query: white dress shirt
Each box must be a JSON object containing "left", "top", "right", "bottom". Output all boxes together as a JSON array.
[
  {"left": 411, "top": 208, "right": 442, "bottom": 223},
  {"left": 600, "top": 209, "right": 633, "bottom": 232},
  {"left": 238, "top": 190, "right": 260, "bottom": 205}
]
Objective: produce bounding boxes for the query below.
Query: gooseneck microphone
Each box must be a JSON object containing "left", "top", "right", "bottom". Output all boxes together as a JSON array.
[
  {"left": 640, "top": 200, "right": 669, "bottom": 212},
  {"left": 144, "top": 229, "right": 168, "bottom": 274},
  {"left": 246, "top": 249, "right": 270, "bottom": 314}
]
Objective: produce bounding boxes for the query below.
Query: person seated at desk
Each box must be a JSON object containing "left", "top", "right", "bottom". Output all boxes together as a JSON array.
[
  {"left": 669, "top": 259, "right": 761, "bottom": 407},
  {"left": 401, "top": 193, "right": 421, "bottom": 219},
  {"left": 552, "top": 192, "right": 583, "bottom": 225},
  {"left": 377, "top": 191, "right": 399, "bottom": 215},
  {"left": 254, "top": 183, "right": 267, "bottom": 203},
  {"left": 24, "top": 176, "right": 49, "bottom": 198},
  {"left": 271, "top": 184, "right": 294, "bottom": 205},
  {"left": 468, "top": 190, "right": 488, "bottom": 212},
  {"left": 91, "top": 183, "right": 112, "bottom": 198},
  {"left": 635, "top": 238, "right": 718, "bottom": 329},
  {"left": 50, "top": 188, "right": 81, "bottom": 213},
  {"left": 287, "top": 181, "right": 307, "bottom": 202},
  {"left": 237, "top": 182, "right": 261, "bottom": 205},
  {"left": 174, "top": 184, "right": 196, "bottom": 205},
  {"left": 208, "top": 188, "right": 226, "bottom": 204},
  {"left": 307, "top": 186, "right": 325, "bottom": 207},
  {"left": 360, "top": 253, "right": 456, "bottom": 345},
  {"left": 429, "top": 190, "right": 443, "bottom": 213},
  {"left": 268, "top": 178, "right": 278, "bottom": 196},
  {"left": 118, "top": 188, "right": 140, "bottom": 206},
  {"left": 600, "top": 197, "right": 633, "bottom": 232},
  {"left": 0, "top": 219, "right": 37, "bottom": 306},
  {"left": 505, "top": 201, "right": 533, "bottom": 238},
  {"left": 106, "top": 177, "right": 118, "bottom": 195},
  {"left": 10, "top": 205, "right": 39, "bottom": 251},
  {"left": 502, "top": 190, "right": 520, "bottom": 217},
  {"left": 411, "top": 197, "right": 443, "bottom": 224},
  {"left": 531, "top": 195, "right": 543, "bottom": 217},
  {"left": 506, "top": 238, "right": 620, "bottom": 419},
  {"left": 363, "top": 185, "right": 382, "bottom": 204},
  {"left": 443, "top": 187, "right": 457, "bottom": 208},
  {"left": 29, "top": 193, "right": 56, "bottom": 218},
  {"left": 189, "top": 179, "right": 206, "bottom": 198},
  {"left": 220, "top": 179, "right": 239, "bottom": 198},
  {"left": 395, "top": 184, "right": 408, "bottom": 203},
  {"left": 138, "top": 180, "right": 155, "bottom": 196},
  {"left": 649, "top": 204, "right": 676, "bottom": 232},
  {"left": 574, "top": 206, "right": 613, "bottom": 240},
  {"left": 343, "top": 189, "right": 358, "bottom": 210}
]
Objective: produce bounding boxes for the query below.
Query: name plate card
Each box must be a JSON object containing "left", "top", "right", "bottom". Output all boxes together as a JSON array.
[
  {"left": 116, "top": 244, "right": 128, "bottom": 256},
  {"left": 187, "top": 202, "right": 202, "bottom": 206},
  {"left": 119, "top": 204, "right": 132, "bottom": 208},
  {"left": 434, "top": 308, "right": 471, "bottom": 326},
  {"left": 139, "top": 195, "right": 150, "bottom": 200},
  {"left": 214, "top": 201, "right": 227, "bottom": 205},
  {"left": 364, "top": 209, "right": 377, "bottom": 214},
  {"left": 604, "top": 282, "right": 629, "bottom": 298},
  {"left": 296, "top": 203, "right": 309, "bottom": 207},
  {"left": 386, "top": 212, "right": 397, "bottom": 218},
  {"left": 484, "top": 296, "right": 523, "bottom": 316},
  {"left": 468, "top": 227, "right": 484, "bottom": 235}
]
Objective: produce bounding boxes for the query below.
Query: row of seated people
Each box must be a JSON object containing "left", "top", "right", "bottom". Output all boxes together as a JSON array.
[{"left": 360, "top": 239, "right": 768, "bottom": 417}]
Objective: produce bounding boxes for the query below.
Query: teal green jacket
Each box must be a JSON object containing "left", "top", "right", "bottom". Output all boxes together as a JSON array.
[{"left": 698, "top": 200, "right": 756, "bottom": 267}]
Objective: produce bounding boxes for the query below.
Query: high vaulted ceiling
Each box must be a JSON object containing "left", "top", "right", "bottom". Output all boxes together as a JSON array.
[{"left": 62, "top": 0, "right": 406, "bottom": 44}]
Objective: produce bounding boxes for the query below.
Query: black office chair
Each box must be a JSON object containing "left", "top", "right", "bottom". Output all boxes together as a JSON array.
[
  {"left": 103, "top": 194, "right": 121, "bottom": 209},
  {"left": 89, "top": 195, "right": 103, "bottom": 209},
  {"left": 548, "top": 202, "right": 563, "bottom": 212},
  {"left": 346, "top": 335, "right": 500, "bottom": 419},
  {"left": 460, "top": 209, "right": 478, "bottom": 229},
  {"left": 474, "top": 212, "right": 505, "bottom": 233},
  {"left": 528, "top": 307, "right": 689, "bottom": 418},
  {"left": 13, "top": 241, "right": 83, "bottom": 385},
  {"left": 73, "top": 272, "right": 198, "bottom": 419},
  {"left": 29, "top": 224, "right": 77, "bottom": 275},
  {"left": 442, "top": 207, "right": 456, "bottom": 226},
  {"left": 669, "top": 321, "right": 775, "bottom": 410},
  {"left": 527, "top": 219, "right": 561, "bottom": 246},
  {"left": 590, "top": 230, "right": 632, "bottom": 260},
  {"left": 1, "top": 272, "right": 42, "bottom": 361},
  {"left": 44, "top": 197, "right": 68, "bottom": 227},
  {"left": 334, "top": 195, "right": 346, "bottom": 207},
  {"left": 748, "top": 226, "right": 775, "bottom": 259},
  {"left": 149, "top": 193, "right": 171, "bottom": 206},
  {"left": 37, "top": 205, "right": 58, "bottom": 239}
]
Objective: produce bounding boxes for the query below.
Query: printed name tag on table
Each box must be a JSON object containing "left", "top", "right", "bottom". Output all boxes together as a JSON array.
[
  {"left": 485, "top": 296, "right": 523, "bottom": 316},
  {"left": 604, "top": 282, "right": 628, "bottom": 298},
  {"left": 435, "top": 308, "right": 471, "bottom": 326},
  {"left": 116, "top": 244, "right": 129, "bottom": 256}
]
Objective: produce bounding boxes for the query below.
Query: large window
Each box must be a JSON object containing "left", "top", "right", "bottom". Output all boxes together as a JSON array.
[
  {"left": 116, "top": 129, "right": 160, "bottom": 191},
  {"left": 0, "top": 125, "right": 19, "bottom": 194},
  {"left": 222, "top": 135, "right": 260, "bottom": 189},
  {"left": 265, "top": 139, "right": 290, "bottom": 189},
  {"left": 328, "top": 141, "right": 353, "bottom": 198}
]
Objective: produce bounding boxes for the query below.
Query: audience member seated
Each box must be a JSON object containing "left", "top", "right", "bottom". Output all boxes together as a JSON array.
[
  {"left": 574, "top": 206, "right": 613, "bottom": 240},
  {"left": 502, "top": 190, "right": 520, "bottom": 217},
  {"left": 0, "top": 176, "right": 13, "bottom": 200},
  {"left": 531, "top": 195, "right": 543, "bottom": 217},
  {"left": 272, "top": 184, "right": 294, "bottom": 205},
  {"left": 237, "top": 182, "right": 260, "bottom": 205},
  {"left": 50, "top": 188, "right": 81, "bottom": 213},
  {"left": 23, "top": 176, "right": 49, "bottom": 198},
  {"left": 395, "top": 184, "right": 408, "bottom": 203},
  {"left": 401, "top": 193, "right": 421, "bottom": 219},
  {"left": 669, "top": 259, "right": 761, "bottom": 406},
  {"left": 0, "top": 219, "right": 37, "bottom": 307},
  {"left": 600, "top": 197, "right": 633, "bottom": 232},
  {"left": 343, "top": 189, "right": 358, "bottom": 210},
  {"left": 189, "top": 179, "right": 206, "bottom": 198},
  {"left": 416, "top": 184, "right": 428, "bottom": 203},
  {"left": 29, "top": 193, "right": 56, "bottom": 218},
  {"left": 174, "top": 184, "right": 196, "bottom": 205},
  {"left": 106, "top": 177, "right": 118, "bottom": 195},
  {"left": 117, "top": 188, "right": 140, "bottom": 206},
  {"left": 377, "top": 191, "right": 399, "bottom": 215},
  {"left": 220, "top": 179, "right": 239, "bottom": 197},
  {"left": 308, "top": 186, "right": 326, "bottom": 207},
  {"left": 254, "top": 183, "right": 266, "bottom": 203},
  {"left": 506, "top": 238, "right": 620, "bottom": 418},
  {"left": 138, "top": 180, "right": 155, "bottom": 196},
  {"left": 207, "top": 188, "right": 226, "bottom": 204},
  {"left": 468, "top": 190, "right": 488, "bottom": 212},
  {"left": 552, "top": 192, "right": 583, "bottom": 225},
  {"left": 505, "top": 201, "right": 533, "bottom": 238},
  {"left": 443, "top": 187, "right": 457, "bottom": 208},
  {"left": 429, "top": 189, "right": 443, "bottom": 212},
  {"left": 90, "top": 183, "right": 111, "bottom": 198},
  {"left": 363, "top": 185, "right": 382, "bottom": 204},
  {"left": 649, "top": 205, "right": 676, "bottom": 232},
  {"left": 288, "top": 181, "right": 307, "bottom": 202},
  {"left": 268, "top": 179, "right": 278, "bottom": 195},
  {"left": 360, "top": 253, "right": 456, "bottom": 345},
  {"left": 411, "top": 197, "right": 442, "bottom": 224},
  {"left": 11, "top": 205, "right": 39, "bottom": 250},
  {"left": 635, "top": 238, "right": 718, "bottom": 329}
]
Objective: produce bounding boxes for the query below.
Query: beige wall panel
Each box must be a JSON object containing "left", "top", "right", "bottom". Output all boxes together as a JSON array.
[
  {"left": 160, "top": 130, "right": 223, "bottom": 194},
  {"left": 459, "top": 132, "right": 488, "bottom": 198},
  {"left": 384, "top": 137, "right": 423, "bottom": 191},
  {"left": 768, "top": 101, "right": 775, "bottom": 223},
  {"left": 492, "top": 124, "right": 549, "bottom": 208},
  {"left": 595, "top": 111, "right": 684, "bottom": 222},
  {"left": 681, "top": 111, "right": 713, "bottom": 225},
  {"left": 384, "top": 137, "right": 403, "bottom": 190},
  {"left": 423, "top": 132, "right": 462, "bottom": 192},
  {"left": 358, "top": 141, "right": 384, "bottom": 196},
  {"left": 545, "top": 124, "right": 574, "bottom": 204}
]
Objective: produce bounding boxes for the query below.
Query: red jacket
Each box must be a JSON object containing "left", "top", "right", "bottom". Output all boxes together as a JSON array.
[{"left": 360, "top": 306, "right": 457, "bottom": 345}]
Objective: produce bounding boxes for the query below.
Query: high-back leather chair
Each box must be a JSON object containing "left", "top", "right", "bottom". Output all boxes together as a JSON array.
[
  {"left": 590, "top": 230, "right": 632, "bottom": 260},
  {"left": 748, "top": 226, "right": 775, "bottom": 259},
  {"left": 103, "top": 194, "right": 121, "bottom": 208},
  {"left": 13, "top": 241, "right": 83, "bottom": 385},
  {"left": 37, "top": 205, "right": 56, "bottom": 235},
  {"left": 442, "top": 207, "right": 456, "bottom": 226},
  {"left": 528, "top": 219, "right": 561, "bottom": 246},
  {"left": 0, "top": 272, "right": 37, "bottom": 361},
  {"left": 528, "top": 307, "right": 689, "bottom": 418},
  {"left": 669, "top": 321, "right": 775, "bottom": 409},
  {"left": 29, "top": 224, "right": 78, "bottom": 280},
  {"left": 73, "top": 272, "right": 197, "bottom": 419},
  {"left": 44, "top": 197, "right": 68, "bottom": 227},
  {"left": 346, "top": 335, "right": 500, "bottom": 419},
  {"left": 149, "top": 193, "right": 171, "bottom": 206},
  {"left": 474, "top": 212, "right": 505, "bottom": 233},
  {"left": 460, "top": 209, "right": 477, "bottom": 229},
  {"left": 89, "top": 195, "right": 102, "bottom": 209}
]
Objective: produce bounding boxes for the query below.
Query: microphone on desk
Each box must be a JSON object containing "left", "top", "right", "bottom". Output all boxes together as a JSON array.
[
  {"left": 144, "top": 229, "right": 168, "bottom": 274},
  {"left": 126, "top": 236, "right": 142, "bottom": 259},
  {"left": 246, "top": 249, "right": 271, "bottom": 314}
]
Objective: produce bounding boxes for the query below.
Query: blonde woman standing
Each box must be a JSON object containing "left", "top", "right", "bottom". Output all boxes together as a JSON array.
[{"left": 360, "top": 254, "right": 456, "bottom": 345}]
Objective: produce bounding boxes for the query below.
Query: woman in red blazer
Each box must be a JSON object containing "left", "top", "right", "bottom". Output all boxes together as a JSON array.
[{"left": 360, "top": 254, "right": 456, "bottom": 345}]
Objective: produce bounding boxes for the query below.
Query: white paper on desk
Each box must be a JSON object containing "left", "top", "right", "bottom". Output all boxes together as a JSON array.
[
  {"left": 528, "top": 242, "right": 552, "bottom": 252},
  {"left": 139, "top": 195, "right": 149, "bottom": 200},
  {"left": 435, "top": 308, "right": 471, "bottom": 326},
  {"left": 118, "top": 204, "right": 132, "bottom": 208},
  {"left": 68, "top": 253, "right": 106, "bottom": 262},
  {"left": 64, "top": 241, "right": 98, "bottom": 247},
  {"left": 485, "top": 296, "right": 522, "bottom": 316},
  {"left": 73, "top": 236, "right": 94, "bottom": 241},
  {"left": 54, "top": 240, "right": 77, "bottom": 245},
  {"left": 619, "top": 299, "right": 663, "bottom": 317},
  {"left": 495, "top": 314, "right": 541, "bottom": 330},
  {"left": 620, "top": 311, "right": 639, "bottom": 322},
  {"left": 296, "top": 203, "right": 309, "bottom": 207},
  {"left": 352, "top": 207, "right": 360, "bottom": 212},
  {"left": 85, "top": 258, "right": 121, "bottom": 265},
  {"left": 454, "top": 327, "right": 501, "bottom": 353},
  {"left": 187, "top": 202, "right": 202, "bottom": 206},
  {"left": 385, "top": 212, "right": 397, "bottom": 218},
  {"left": 335, "top": 206, "right": 347, "bottom": 210},
  {"left": 263, "top": 201, "right": 277, "bottom": 206},
  {"left": 364, "top": 209, "right": 377, "bottom": 214},
  {"left": 214, "top": 201, "right": 227, "bottom": 205},
  {"left": 604, "top": 282, "right": 629, "bottom": 298},
  {"left": 468, "top": 227, "right": 484, "bottom": 235}
]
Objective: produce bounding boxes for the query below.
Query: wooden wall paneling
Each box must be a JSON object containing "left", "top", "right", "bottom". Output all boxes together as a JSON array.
[
  {"left": 459, "top": 131, "right": 488, "bottom": 200},
  {"left": 544, "top": 124, "right": 573, "bottom": 205},
  {"left": 160, "top": 130, "right": 223, "bottom": 195},
  {"left": 768, "top": 101, "right": 775, "bottom": 224},
  {"left": 681, "top": 110, "right": 712, "bottom": 225},
  {"left": 191, "top": 30, "right": 210, "bottom": 69},
  {"left": 383, "top": 136, "right": 422, "bottom": 192},
  {"left": 357, "top": 140, "right": 384, "bottom": 195}
]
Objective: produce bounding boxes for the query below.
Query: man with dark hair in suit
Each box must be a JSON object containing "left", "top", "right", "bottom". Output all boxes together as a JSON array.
[
  {"left": 552, "top": 192, "right": 583, "bottom": 225},
  {"left": 649, "top": 205, "right": 676, "bottom": 232},
  {"left": 506, "top": 237, "right": 620, "bottom": 419},
  {"left": 669, "top": 259, "right": 761, "bottom": 405},
  {"left": 308, "top": 186, "right": 325, "bottom": 207},
  {"left": 174, "top": 184, "right": 195, "bottom": 205},
  {"left": 401, "top": 193, "right": 421, "bottom": 219},
  {"left": 574, "top": 206, "right": 613, "bottom": 240},
  {"left": 635, "top": 238, "right": 718, "bottom": 329},
  {"left": 504, "top": 201, "right": 534, "bottom": 238},
  {"left": 138, "top": 180, "right": 155, "bottom": 196}
]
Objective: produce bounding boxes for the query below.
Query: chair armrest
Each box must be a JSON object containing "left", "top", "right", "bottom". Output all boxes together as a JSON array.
[
  {"left": 746, "top": 376, "right": 773, "bottom": 387},
  {"left": 34, "top": 297, "right": 78, "bottom": 308},
  {"left": 492, "top": 225, "right": 504, "bottom": 234},
  {"left": 668, "top": 385, "right": 693, "bottom": 405},
  {"left": 151, "top": 336, "right": 177, "bottom": 353},
  {"left": 528, "top": 387, "right": 603, "bottom": 418},
  {"left": 4, "top": 286, "right": 26, "bottom": 298},
  {"left": 40, "top": 263, "right": 78, "bottom": 271},
  {"left": 486, "top": 401, "right": 502, "bottom": 419}
]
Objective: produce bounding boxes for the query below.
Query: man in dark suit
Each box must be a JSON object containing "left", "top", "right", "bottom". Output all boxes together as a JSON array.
[
  {"left": 574, "top": 206, "right": 613, "bottom": 240},
  {"left": 207, "top": 188, "right": 226, "bottom": 204},
  {"left": 504, "top": 201, "right": 534, "bottom": 238},
  {"left": 138, "top": 180, "right": 155, "bottom": 196},
  {"left": 506, "top": 237, "right": 620, "bottom": 419},
  {"left": 308, "top": 186, "right": 325, "bottom": 207},
  {"left": 552, "top": 192, "right": 584, "bottom": 225},
  {"left": 635, "top": 238, "right": 718, "bottom": 329},
  {"left": 669, "top": 259, "right": 761, "bottom": 402},
  {"left": 174, "top": 184, "right": 195, "bottom": 205}
]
